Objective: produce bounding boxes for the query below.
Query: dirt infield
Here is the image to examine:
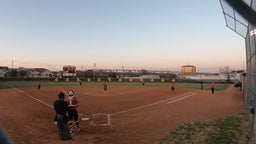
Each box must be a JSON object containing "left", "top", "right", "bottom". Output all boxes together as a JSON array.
[{"left": 0, "top": 84, "right": 244, "bottom": 144}]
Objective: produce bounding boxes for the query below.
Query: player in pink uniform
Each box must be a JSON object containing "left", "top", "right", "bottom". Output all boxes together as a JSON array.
[{"left": 211, "top": 81, "right": 215, "bottom": 94}]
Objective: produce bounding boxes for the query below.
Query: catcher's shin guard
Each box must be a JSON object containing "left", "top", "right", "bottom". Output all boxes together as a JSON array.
[{"left": 68, "top": 121, "right": 73, "bottom": 134}]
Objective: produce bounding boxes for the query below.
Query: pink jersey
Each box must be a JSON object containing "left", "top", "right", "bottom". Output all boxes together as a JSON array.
[{"left": 211, "top": 82, "right": 215, "bottom": 88}]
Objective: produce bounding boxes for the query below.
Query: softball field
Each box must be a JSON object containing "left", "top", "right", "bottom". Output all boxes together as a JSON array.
[{"left": 0, "top": 83, "right": 244, "bottom": 144}]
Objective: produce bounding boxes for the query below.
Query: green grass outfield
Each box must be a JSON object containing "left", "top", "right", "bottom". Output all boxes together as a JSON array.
[
  {"left": 158, "top": 113, "right": 249, "bottom": 144},
  {"left": 0, "top": 81, "right": 229, "bottom": 91}
]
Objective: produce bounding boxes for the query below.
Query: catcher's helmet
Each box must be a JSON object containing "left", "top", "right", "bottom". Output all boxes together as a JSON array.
[{"left": 68, "top": 90, "right": 75, "bottom": 96}]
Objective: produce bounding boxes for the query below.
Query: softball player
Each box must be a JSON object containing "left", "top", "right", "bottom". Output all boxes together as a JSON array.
[
  {"left": 103, "top": 80, "right": 108, "bottom": 93},
  {"left": 37, "top": 82, "right": 41, "bottom": 90},
  {"left": 171, "top": 79, "right": 175, "bottom": 95},
  {"left": 66, "top": 90, "right": 80, "bottom": 133},
  {"left": 171, "top": 84, "right": 175, "bottom": 95}
]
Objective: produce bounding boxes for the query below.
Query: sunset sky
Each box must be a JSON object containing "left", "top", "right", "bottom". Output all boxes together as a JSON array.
[{"left": 0, "top": 0, "right": 245, "bottom": 72}]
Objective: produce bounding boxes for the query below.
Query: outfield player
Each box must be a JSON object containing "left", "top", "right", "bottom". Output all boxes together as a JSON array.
[
  {"left": 103, "top": 80, "right": 108, "bottom": 93},
  {"left": 200, "top": 81, "right": 204, "bottom": 90},
  {"left": 66, "top": 90, "right": 80, "bottom": 133},
  {"left": 53, "top": 92, "right": 72, "bottom": 140},
  {"left": 211, "top": 81, "right": 215, "bottom": 94},
  {"left": 171, "top": 78, "right": 175, "bottom": 95},
  {"left": 37, "top": 81, "right": 41, "bottom": 90},
  {"left": 171, "top": 84, "right": 175, "bottom": 95},
  {"left": 171, "top": 78, "right": 175, "bottom": 84}
]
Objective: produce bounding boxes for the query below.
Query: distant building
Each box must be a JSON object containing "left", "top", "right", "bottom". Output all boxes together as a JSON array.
[
  {"left": 27, "top": 68, "right": 54, "bottom": 78},
  {"left": 181, "top": 65, "right": 196, "bottom": 74},
  {"left": 0, "top": 69, "right": 5, "bottom": 78},
  {"left": 0, "top": 66, "right": 8, "bottom": 72},
  {"left": 0, "top": 66, "right": 8, "bottom": 77}
]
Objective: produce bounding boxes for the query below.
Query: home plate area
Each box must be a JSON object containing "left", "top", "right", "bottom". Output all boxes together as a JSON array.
[{"left": 90, "top": 113, "right": 111, "bottom": 126}]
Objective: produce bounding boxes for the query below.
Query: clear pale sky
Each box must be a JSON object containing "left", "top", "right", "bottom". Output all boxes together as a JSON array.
[{"left": 0, "top": 0, "right": 245, "bottom": 72}]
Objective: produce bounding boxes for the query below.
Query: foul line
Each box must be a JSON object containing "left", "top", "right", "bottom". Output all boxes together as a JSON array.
[
  {"left": 9, "top": 85, "right": 53, "bottom": 109},
  {"left": 110, "top": 92, "right": 196, "bottom": 116},
  {"left": 167, "top": 93, "right": 196, "bottom": 104}
]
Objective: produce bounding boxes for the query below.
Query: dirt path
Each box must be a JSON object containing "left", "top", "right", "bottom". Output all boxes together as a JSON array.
[{"left": 0, "top": 85, "right": 244, "bottom": 144}]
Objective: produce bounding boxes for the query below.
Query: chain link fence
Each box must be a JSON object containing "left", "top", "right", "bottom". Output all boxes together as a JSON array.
[{"left": 220, "top": 0, "right": 256, "bottom": 143}]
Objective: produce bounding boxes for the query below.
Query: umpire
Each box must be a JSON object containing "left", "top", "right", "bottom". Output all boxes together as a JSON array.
[{"left": 53, "top": 92, "right": 72, "bottom": 140}]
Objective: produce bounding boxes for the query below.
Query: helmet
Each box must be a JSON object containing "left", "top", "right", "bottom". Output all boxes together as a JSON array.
[{"left": 68, "top": 90, "right": 75, "bottom": 96}]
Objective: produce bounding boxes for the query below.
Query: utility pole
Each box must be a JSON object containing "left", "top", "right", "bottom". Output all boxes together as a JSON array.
[
  {"left": 12, "top": 60, "right": 13, "bottom": 69},
  {"left": 93, "top": 62, "right": 96, "bottom": 79}
]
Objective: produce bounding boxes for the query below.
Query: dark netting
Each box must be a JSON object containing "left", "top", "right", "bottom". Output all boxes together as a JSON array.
[
  {"left": 244, "top": 0, "right": 252, "bottom": 6},
  {"left": 220, "top": 0, "right": 249, "bottom": 37},
  {"left": 253, "top": 0, "right": 256, "bottom": 11}
]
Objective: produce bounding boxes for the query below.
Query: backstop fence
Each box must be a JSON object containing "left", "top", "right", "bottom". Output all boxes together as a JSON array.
[{"left": 220, "top": 0, "right": 256, "bottom": 143}]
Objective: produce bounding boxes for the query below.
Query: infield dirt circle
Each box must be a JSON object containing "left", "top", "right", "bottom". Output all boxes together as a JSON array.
[{"left": 0, "top": 84, "right": 244, "bottom": 144}]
